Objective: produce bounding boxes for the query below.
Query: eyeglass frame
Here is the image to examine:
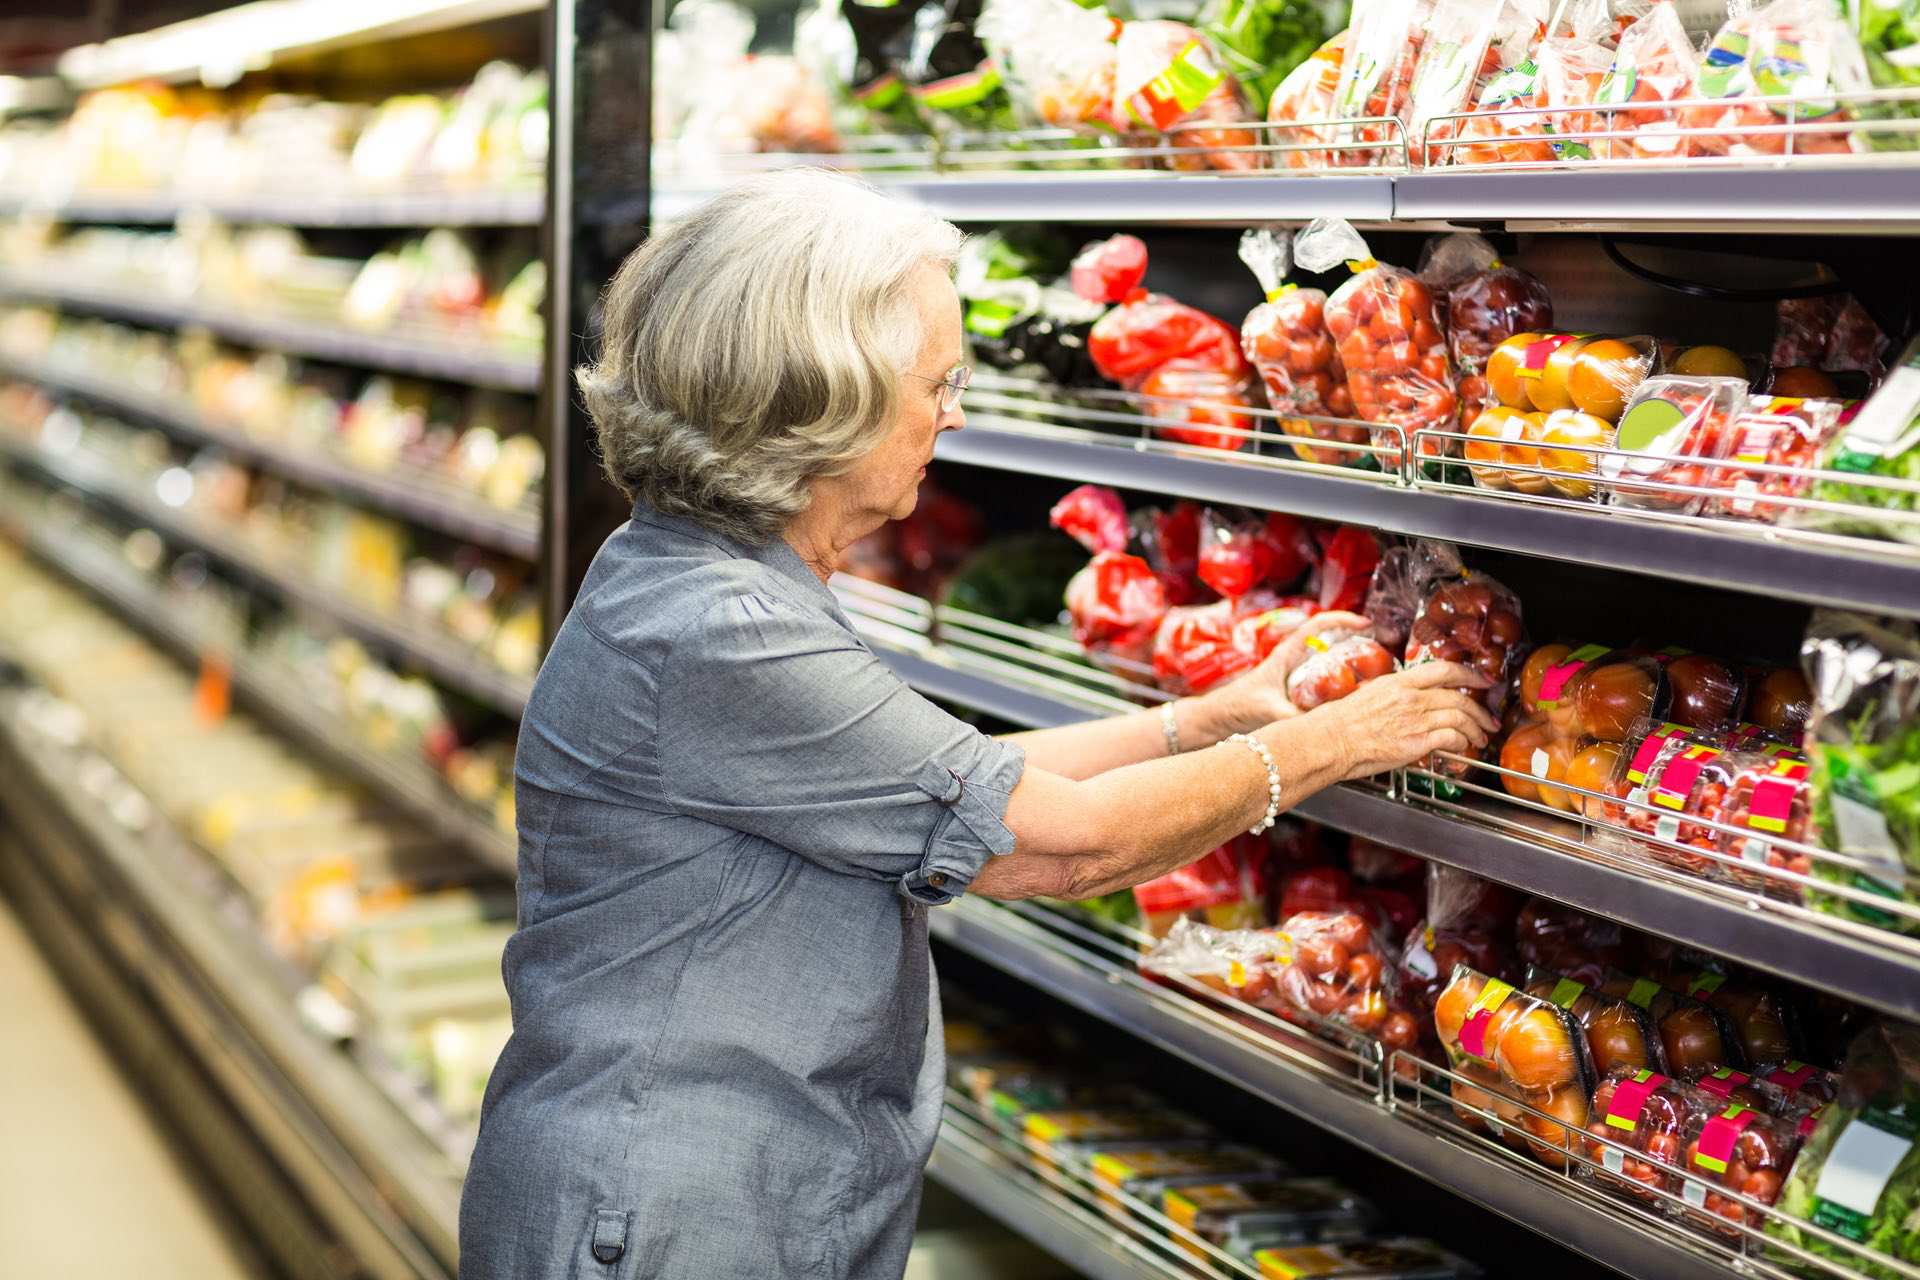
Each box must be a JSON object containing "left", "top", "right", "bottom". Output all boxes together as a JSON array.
[{"left": 904, "top": 363, "right": 972, "bottom": 414}]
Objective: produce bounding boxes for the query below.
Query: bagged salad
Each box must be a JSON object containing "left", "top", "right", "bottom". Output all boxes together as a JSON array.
[{"left": 1794, "top": 334, "right": 1920, "bottom": 545}]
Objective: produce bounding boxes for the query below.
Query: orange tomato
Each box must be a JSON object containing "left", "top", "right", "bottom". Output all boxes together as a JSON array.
[
  {"left": 1466, "top": 405, "right": 1527, "bottom": 489},
  {"left": 1565, "top": 741, "right": 1624, "bottom": 821},
  {"left": 1496, "top": 1007, "right": 1579, "bottom": 1091},
  {"left": 1499, "top": 721, "right": 1556, "bottom": 804},
  {"left": 1538, "top": 409, "right": 1616, "bottom": 502},
  {"left": 1523, "top": 1087, "right": 1590, "bottom": 1170},
  {"left": 1569, "top": 337, "right": 1658, "bottom": 422},
  {"left": 1487, "top": 332, "right": 1544, "bottom": 409},
  {"left": 1573, "top": 662, "right": 1657, "bottom": 742},
  {"left": 1521, "top": 643, "right": 1573, "bottom": 714},
  {"left": 1536, "top": 736, "right": 1580, "bottom": 813},
  {"left": 1434, "top": 973, "right": 1483, "bottom": 1048}
]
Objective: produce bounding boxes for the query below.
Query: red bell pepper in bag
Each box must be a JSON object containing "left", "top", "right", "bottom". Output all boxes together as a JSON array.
[
  {"left": 1134, "top": 501, "right": 1207, "bottom": 606},
  {"left": 1294, "top": 218, "right": 1460, "bottom": 471},
  {"left": 1197, "top": 509, "right": 1276, "bottom": 599},
  {"left": 1070, "top": 234, "right": 1149, "bottom": 304},
  {"left": 1315, "top": 525, "right": 1383, "bottom": 614},
  {"left": 1066, "top": 550, "right": 1169, "bottom": 662},
  {"left": 1151, "top": 592, "right": 1282, "bottom": 694},
  {"left": 1050, "top": 484, "right": 1130, "bottom": 554},
  {"left": 1238, "top": 228, "right": 1366, "bottom": 466}
]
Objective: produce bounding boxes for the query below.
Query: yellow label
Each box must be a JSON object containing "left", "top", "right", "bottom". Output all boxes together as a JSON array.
[{"left": 1229, "top": 960, "right": 1248, "bottom": 988}]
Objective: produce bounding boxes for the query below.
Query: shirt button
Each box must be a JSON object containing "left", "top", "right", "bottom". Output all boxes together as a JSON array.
[{"left": 927, "top": 873, "right": 947, "bottom": 888}]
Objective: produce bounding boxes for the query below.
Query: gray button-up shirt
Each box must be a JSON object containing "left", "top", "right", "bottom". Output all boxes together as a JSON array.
[{"left": 458, "top": 505, "right": 1026, "bottom": 1280}]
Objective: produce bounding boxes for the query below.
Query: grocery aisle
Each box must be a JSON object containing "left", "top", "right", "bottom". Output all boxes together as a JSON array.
[{"left": 0, "top": 894, "right": 265, "bottom": 1280}]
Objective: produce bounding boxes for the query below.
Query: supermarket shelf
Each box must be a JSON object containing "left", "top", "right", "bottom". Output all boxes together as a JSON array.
[
  {"left": 1, "top": 506, "right": 517, "bottom": 874},
  {"left": 926, "top": 897, "right": 1735, "bottom": 1280},
  {"left": 0, "top": 689, "right": 462, "bottom": 1279},
  {"left": 0, "top": 272, "right": 541, "bottom": 394},
  {"left": 649, "top": 172, "right": 1397, "bottom": 227},
  {"left": 0, "top": 353, "right": 540, "bottom": 558},
  {"left": 0, "top": 435, "right": 534, "bottom": 717},
  {"left": 0, "top": 186, "right": 545, "bottom": 229},
  {"left": 58, "top": 0, "right": 544, "bottom": 89},
  {"left": 858, "top": 621, "right": 1920, "bottom": 1021},
  {"left": 926, "top": 1129, "right": 1181, "bottom": 1280},
  {"left": 937, "top": 415, "right": 1920, "bottom": 621}
]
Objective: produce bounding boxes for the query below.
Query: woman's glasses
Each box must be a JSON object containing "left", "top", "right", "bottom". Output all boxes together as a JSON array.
[{"left": 906, "top": 364, "right": 972, "bottom": 414}]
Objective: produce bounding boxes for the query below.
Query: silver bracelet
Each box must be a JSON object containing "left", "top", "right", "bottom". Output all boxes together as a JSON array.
[
  {"left": 1160, "top": 700, "right": 1181, "bottom": 757},
  {"left": 1224, "top": 732, "right": 1280, "bottom": 835}
]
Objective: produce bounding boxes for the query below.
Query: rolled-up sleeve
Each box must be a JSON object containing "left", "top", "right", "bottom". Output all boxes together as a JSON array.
[{"left": 658, "top": 593, "right": 1025, "bottom": 903}]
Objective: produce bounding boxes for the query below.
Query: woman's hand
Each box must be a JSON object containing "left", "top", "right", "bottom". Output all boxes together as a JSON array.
[
  {"left": 1309, "top": 660, "right": 1498, "bottom": 780},
  {"left": 1200, "top": 610, "right": 1373, "bottom": 730}
]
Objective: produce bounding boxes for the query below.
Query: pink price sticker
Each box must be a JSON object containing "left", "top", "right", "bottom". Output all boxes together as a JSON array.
[
  {"left": 1798, "top": 1105, "right": 1826, "bottom": 1139},
  {"left": 1652, "top": 745, "right": 1720, "bottom": 810},
  {"left": 1767, "top": 1061, "right": 1817, "bottom": 1092},
  {"left": 1536, "top": 644, "right": 1611, "bottom": 709},
  {"left": 1746, "top": 761, "right": 1809, "bottom": 834},
  {"left": 1693, "top": 1106, "right": 1759, "bottom": 1175},
  {"left": 1457, "top": 979, "right": 1515, "bottom": 1060},
  {"left": 1627, "top": 724, "right": 1687, "bottom": 785},
  {"left": 1518, "top": 334, "right": 1579, "bottom": 377},
  {"left": 1605, "top": 1070, "right": 1669, "bottom": 1132},
  {"left": 1697, "top": 1067, "right": 1751, "bottom": 1100}
]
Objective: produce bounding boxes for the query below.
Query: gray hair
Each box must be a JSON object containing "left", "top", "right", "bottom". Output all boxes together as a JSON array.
[{"left": 577, "top": 168, "right": 964, "bottom": 544}]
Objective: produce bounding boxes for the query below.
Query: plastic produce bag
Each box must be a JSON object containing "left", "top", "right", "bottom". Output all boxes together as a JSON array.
[
  {"left": 1133, "top": 835, "right": 1272, "bottom": 938},
  {"left": 1265, "top": 31, "right": 1347, "bottom": 169},
  {"left": 1800, "top": 611, "right": 1920, "bottom": 933},
  {"left": 1113, "top": 20, "right": 1261, "bottom": 170},
  {"left": 1403, "top": 564, "right": 1527, "bottom": 716},
  {"left": 1315, "top": 525, "right": 1383, "bottom": 614},
  {"left": 1593, "top": 0, "right": 1703, "bottom": 160},
  {"left": 1066, "top": 550, "right": 1170, "bottom": 661},
  {"left": 1136, "top": 501, "right": 1207, "bottom": 604},
  {"left": 1706, "top": 396, "right": 1853, "bottom": 523},
  {"left": 1795, "top": 334, "right": 1920, "bottom": 545},
  {"left": 1198, "top": 509, "right": 1279, "bottom": 597},
  {"left": 1238, "top": 229, "right": 1364, "bottom": 466},
  {"left": 1456, "top": 5, "right": 1618, "bottom": 166},
  {"left": 1071, "top": 233, "right": 1149, "bottom": 304},
  {"left": 1050, "top": 483, "right": 1131, "bottom": 554},
  {"left": 1514, "top": 896, "right": 1631, "bottom": 978},
  {"left": 1768, "top": 1022, "right": 1920, "bottom": 1275},
  {"left": 1595, "top": 968, "right": 1744, "bottom": 1078},
  {"left": 1140, "top": 916, "right": 1283, "bottom": 1001},
  {"left": 1295, "top": 218, "right": 1460, "bottom": 472},
  {"left": 1420, "top": 234, "right": 1555, "bottom": 427},
  {"left": 1286, "top": 627, "right": 1398, "bottom": 709},
  {"left": 1360, "top": 544, "right": 1423, "bottom": 655},
  {"left": 831, "top": 0, "right": 931, "bottom": 134},
  {"left": 1268, "top": 910, "right": 1420, "bottom": 1050},
  {"left": 1397, "top": 866, "right": 1521, "bottom": 1023},
  {"left": 1406, "top": 0, "right": 1550, "bottom": 165},
  {"left": 1141, "top": 363, "right": 1259, "bottom": 451},
  {"left": 1603, "top": 374, "right": 1748, "bottom": 514},
  {"left": 1684, "top": 0, "right": 1870, "bottom": 158},
  {"left": 977, "top": 0, "right": 1123, "bottom": 130},
  {"left": 1524, "top": 968, "right": 1666, "bottom": 1077},
  {"left": 1772, "top": 295, "right": 1842, "bottom": 369},
  {"left": 1327, "top": 0, "right": 1435, "bottom": 167},
  {"left": 1152, "top": 592, "right": 1285, "bottom": 694}
]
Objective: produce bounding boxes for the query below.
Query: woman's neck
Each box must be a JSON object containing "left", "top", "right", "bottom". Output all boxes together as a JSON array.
[{"left": 783, "top": 497, "right": 869, "bottom": 584}]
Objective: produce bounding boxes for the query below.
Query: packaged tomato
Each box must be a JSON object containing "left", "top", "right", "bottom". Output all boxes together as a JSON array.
[
  {"left": 1669, "top": 969, "right": 1803, "bottom": 1070},
  {"left": 1513, "top": 896, "right": 1631, "bottom": 979},
  {"left": 1361, "top": 541, "right": 1450, "bottom": 656},
  {"left": 1433, "top": 967, "right": 1596, "bottom": 1167},
  {"left": 1591, "top": 1, "right": 1701, "bottom": 160},
  {"left": 1420, "top": 236, "right": 1555, "bottom": 427},
  {"left": 1140, "top": 917, "right": 1284, "bottom": 1004},
  {"left": 1152, "top": 592, "right": 1282, "bottom": 695},
  {"left": 1716, "top": 755, "right": 1815, "bottom": 896},
  {"left": 1602, "top": 729, "right": 1737, "bottom": 877},
  {"left": 1825, "top": 294, "right": 1892, "bottom": 381},
  {"left": 1236, "top": 596, "right": 1325, "bottom": 664},
  {"left": 1049, "top": 483, "right": 1130, "bottom": 554},
  {"left": 1262, "top": 512, "right": 1319, "bottom": 591},
  {"left": 1066, "top": 550, "right": 1169, "bottom": 663},
  {"left": 1602, "top": 375, "right": 1749, "bottom": 514},
  {"left": 1133, "top": 835, "right": 1270, "bottom": 938},
  {"left": 1596, "top": 968, "right": 1744, "bottom": 1079},
  {"left": 1398, "top": 866, "right": 1520, "bottom": 1020},
  {"left": 1704, "top": 396, "right": 1852, "bottom": 524},
  {"left": 1684, "top": 0, "right": 1869, "bottom": 159},
  {"left": 1326, "top": 0, "right": 1434, "bottom": 168},
  {"left": 1677, "top": 1099, "right": 1801, "bottom": 1234},
  {"left": 1294, "top": 218, "right": 1460, "bottom": 473},
  {"left": 1238, "top": 229, "right": 1366, "bottom": 466},
  {"left": 1265, "top": 31, "right": 1347, "bottom": 171},
  {"left": 1287, "top": 628, "right": 1399, "bottom": 709},
  {"left": 1112, "top": 20, "right": 1259, "bottom": 171},
  {"left": 1403, "top": 566, "right": 1527, "bottom": 718},
  {"left": 1526, "top": 645, "right": 1662, "bottom": 743},
  {"left": 1070, "top": 233, "right": 1149, "bottom": 304},
  {"left": 1080, "top": 239, "right": 1250, "bottom": 387},
  {"left": 1197, "top": 509, "right": 1277, "bottom": 598},
  {"left": 1135, "top": 501, "right": 1207, "bottom": 605},
  {"left": 1525, "top": 968, "right": 1667, "bottom": 1077},
  {"left": 1406, "top": 0, "right": 1550, "bottom": 166},
  {"left": 1142, "top": 363, "right": 1259, "bottom": 452},
  {"left": 1584, "top": 1068, "right": 1707, "bottom": 1202},
  {"left": 978, "top": 0, "right": 1124, "bottom": 132},
  {"left": 1315, "top": 525, "right": 1383, "bottom": 614},
  {"left": 1266, "top": 910, "right": 1415, "bottom": 1049},
  {"left": 1757, "top": 1058, "right": 1839, "bottom": 1114}
]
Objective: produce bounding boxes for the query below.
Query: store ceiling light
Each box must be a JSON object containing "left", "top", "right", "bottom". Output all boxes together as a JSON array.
[{"left": 57, "top": 0, "right": 544, "bottom": 91}]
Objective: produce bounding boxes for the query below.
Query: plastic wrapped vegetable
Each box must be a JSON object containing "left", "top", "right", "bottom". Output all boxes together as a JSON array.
[
  {"left": 1164, "top": 1177, "right": 1377, "bottom": 1264},
  {"left": 1404, "top": 565, "right": 1527, "bottom": 717},
  {"left": 1267, "top": 910, "right": 1416, "bottom": 1049},
  {"left": 1680, "top": 1100, "right": 1802, "bottom": 1233},
  {"left": 1360, "top": 544, "right": 1424, "bottom": 655},
  {"left": 1071, "top": 233, "right": 1149, "bottom": 304},
  {"left": 1592, "top": 1, "right": 1702, "bottom": 160},
  {"left": 1265, "top": 31, "right": 1347, "bottom": 170},
  {"left": 1152, "top": 593, "right": 1287, "bottom": 695},
  {"left": 1326, "top": 0, "right": 1434, "bottom": 168},
  {"left": 1684, "top": 0, "right": 1869, "bottom": 158},
  {"left": 1525, "top": 968, "right": 1666, "bottom": 1077},
  {"left": 1397, "top": 866, "right": 1520, "bottom": 1020},
  {"left": 1705, "top": 397, "right": 1853, "bottom": 524},
  {"left": 1853, "top": 0, "right": 1920, "bottom": 152},
  {"left": 1295, "top": 218, "right": 1460, "bottom": 472},
  {"left": 1595, "top": 968, "right": 1743, "bottom": 1079},
  {"left": 1113, "top": 20, "right": 1261, "bottom": 171},
  {"left": 1772, "top": 296, "right": 1843, "bottom": 369},
  {"left": 1421, "top": 235, "right": 1555, "bottom": 428},
  {"left": 1315, "top": 526, "right": 1383, "bottom": 614},
  {"left": 1406, "top": 0, "right": 1550, "bottom": 166},
  {"left": 1603, "top": 375, "right": 1748, "bottom": 515},
  {"left": 1089, "top": 1145, "right": 1289, "bottom": 1218},
  {"left": 1828, "top": 295, "right": 1895, "bottom": 381},
  {"left": 1133, "top": 835, "right": 1272, "bottom": 939},
  {"left": 1140, "top": 916, "right": 1283, "bottom": 1002},
  {"left": 1584, "top": 1068, "right": 1705, "bottom": 1201},
  {"left": 1141, "top": 364, "right": 1259, "bottom": 451},
  {"left": 1066, "top": 550, "right": 1170, "bottom": 662},
  {"left": 1599, "top": 726, "right": 1739, "bottom": 876},
  {"left": 977, "top": 0, "right": 1123, "bottom": 131},
  {"left": 1198, "top": 509, "right": 1277, "bottom": 598},
  {"left": 1514, "top": 897, "right": 1631, "bottom": 979},
  {"left": 1768, "top": 1022, "right": 1920, "bottom": 1276},
  {"left": 1286, "top": 627, "right": 1398, "bottom": 709},
  {"left": 1672, "top": 970, "right": 1802, "bottom": 1071},
  {"left": 1050, "top": 484, "right": 1131, "bottom": 554},
  {"left": 1200, "top": 0, "right": 1337, "bottom": 115},
  {"left": 1136, "top": 501, "right": 1208, "bottom": 605},
  {"left": 1253, "top": 1239, "right": 1478, "bottom": 1278},
  {"left": 1800, "top": 611, "right": 1920, "bottom": 933},
  {"left": 1458, "top": 11, "right": 1618, "bottom": 166},
  {"left": 1794, "top": 334, "right": 1920, "bottom": 546},
  {"left": 1433, "top": 967, "right": 1596, "bottom": 1167},
  {"left": 1238, "top": 228, "right": 1364, "bottom": 466}
]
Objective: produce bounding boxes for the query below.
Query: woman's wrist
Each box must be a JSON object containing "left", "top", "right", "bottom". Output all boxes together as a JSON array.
[{"left": 1186, "top": 683, "right": 1289, "bottom": 746}]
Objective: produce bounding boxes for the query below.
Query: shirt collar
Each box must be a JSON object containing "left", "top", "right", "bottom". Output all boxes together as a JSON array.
[{"left": 630, "top": 500, "right": 849, "bottom": 624}]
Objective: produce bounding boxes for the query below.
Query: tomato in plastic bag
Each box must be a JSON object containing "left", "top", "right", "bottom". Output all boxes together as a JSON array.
[
  {"left": 1603, "top": 376, "right": 1748, "bottom": 515},
  {"left": 1265, "top": 910, "right": 1402, "bottom": 1039},
  {"left": 1151, "top": 592, "right": 1281, "bottom": 695},
  {"left": 1265, "top": 31, "right": 1346, "bottom": 171},
  {"left": 1113, "top": 20, "right": 1260, "bottom": 172},
  {"left": 1070, "top": 234, "right": 1149, "bottom": 305},
  {"left": 1327, "top": 0, "right": 1432, "bottom": 169},
  {"left": 1287, "top": 628, "right": 1398, "bottom": 709},
  {"left": 1133, "top": 834, "right": 1271, "bottom": 938},
  {"left": 1049, "top": 484, "right": 1130, "bottom": 554},
  {"left": 1066, "top": 550, "right": 1169, "bottom": 661},
  {"left": 1704, "top": 397, "right": 1852, "bottom": 524},
  {"left": 1140, "top": 362, "right": 1256, "bottom": 452},
  {"left": 1593, "top": 1, "right": 1703, "bottom": 160},
  {"left": 1684, "top": 0, "right": 1869, "bottom": 159},
  {"left": 1238, "top": 228, "right": 1363, "bottom": 465}
]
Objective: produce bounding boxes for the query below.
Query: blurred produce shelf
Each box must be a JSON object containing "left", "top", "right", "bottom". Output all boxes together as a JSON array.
[
  {"left": 0, "top": 434, "right": 533, "bottom": 716},
  {"left": 0, "top": 354, "right": 539, "bottom": 558},
  {"left": 0, "top": 187, "right": 544, "bottom": 230},
  {"left": 0, "top": 272, "right": 541, "bottom": 393}
]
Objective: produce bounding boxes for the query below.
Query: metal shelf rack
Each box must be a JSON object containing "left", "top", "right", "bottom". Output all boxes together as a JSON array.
[
  {"left": 0, "top": 187, "right": 545, "bottom": 229},
  {"left": 0, "top": 354, "right": 540, "bottom": 558}
]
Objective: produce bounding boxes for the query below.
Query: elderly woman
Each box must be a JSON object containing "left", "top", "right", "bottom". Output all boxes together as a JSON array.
[{"left": 458, "top": 170, "right": 1493, "bottom": 1280}]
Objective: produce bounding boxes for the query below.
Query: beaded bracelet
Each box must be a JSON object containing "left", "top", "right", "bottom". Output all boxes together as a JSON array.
[
  {"left": 1160, "top": 701, "right": 1181, "bottom": 757},
  {"left": 1225, "top": 732, "right": 1280, "bottom": 835}
]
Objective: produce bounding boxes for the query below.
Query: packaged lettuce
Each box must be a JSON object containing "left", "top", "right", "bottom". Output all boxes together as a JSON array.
[
  {"left": 1850, "top": 0, "right": 1920, "bottom": 151},
  {"left": 1800, "top": 611, "right": 1920, "bottom": 934},
  {"left": 1769, "top": 1022, "right": 1920, "bottom": 1278},
  {"left": 1795, "top": 334, "right": 1920, "bottom": 546}
]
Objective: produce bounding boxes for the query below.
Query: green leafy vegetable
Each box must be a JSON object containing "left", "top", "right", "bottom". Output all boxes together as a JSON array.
[
  {"left": 1199, "top": 0, "right": 1342, "bottom": 110},
  {"left": 1850, "top": 0, "right": 1920, "bottom": 151}
]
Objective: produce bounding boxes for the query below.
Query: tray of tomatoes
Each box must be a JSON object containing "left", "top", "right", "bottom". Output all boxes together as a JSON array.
[
  {"left": 1584, "top": 1067, "right": 1710, "bottom": 1202},
  {"left": 1594, "top": 968, "right": 1745, "bottom": 1081},
  {"left": 1677, "top": 1100, "right": 1802, "bottom": 1235},
  {"left": 1703, "top": 396, "right": 1852, "bottom": 524},
  {"left": 1434, "top": 967, "right": 1596, "bottom": 1169},
  {"left": 1524, "top": 968, "right": 1667, "bottom": 1078},
  {"left": 1603, "top": 375, "right": 1749, "bottom": 515}
]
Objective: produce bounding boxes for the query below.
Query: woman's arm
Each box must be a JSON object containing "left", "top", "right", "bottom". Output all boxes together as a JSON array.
[
  {"left": 971, "top": 661, "right": 1496, "bottom": 902},
  {"left": 998, "top": 612, "right": 1366, "bottom": 780}
]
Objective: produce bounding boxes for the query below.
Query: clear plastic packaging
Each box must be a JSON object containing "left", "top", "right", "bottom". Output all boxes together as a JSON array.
[
  {"left": 1567, "top": 335, "right": 1661, "bottom": 423},
  {"left": 1065, "top": 550, "right": 1170, "bottom": 663},
  {"left": 1525, "top": 967, "right": 1667, "bottom": 1077},
  {"left": 1133, "top": 835, "right": 1271, "bottom": 939},
  {"left": 1603, "top": 375, "right": 1749, "bottom": 514},
  {"left": 1420, "top": 235, "right": 1555, "bottom": 427},
  {"left": 1152, "top": 593, "right": 1284, "bottom": 695},
  {"left": 1295, "top": 218, "right": 1460, "bottom": 472},
  {"left": 1113, "top": 20, "right": 1260, "bottom": 171},
  {"left": 1287, "top": 628, "right": 1398, "bottom": 709},
  {"left": 1600, "top": 727, "right": 1737, "bottom": 877},
  {"left": 1583, "top": 1067, "right": 1707, "bottom": 1202},
  {"left": 977, "top": 0, "right": 1122, "bottom": 131},
  {"left": 1673, "top": 970, "right": 1802, "bottom": 1069},
  {"left": 1717, "top": 756, "right": 1815, "bottom": 896},
  {"left": 1771, "top": 296, "right": 1841, "bottom": 369},
  {"left": 1135, "top": 501, "right": 1207, "bottom": 605},
  {"left": 1361, "top": 544, "right": 1424, "bottom": 655},
  {"left": 1265, "top": 910, "right": 1411, "bottom": 1046},
  {"left": 1253, "top": 1238, "right": 1480, "bottom": 1279},
  {"left": 1327, "top": 0, "right": 1435, "bottom": 168},
  {"left": 1049, "top": 483, "right": 1130, "bottom": 554},
  {"left": 1794, "top": 334, "right": 1920, "bottom": 546},
  {"left": 1403, "top": 567, "right": 1527, "bottom": 719},
  {"left": 1678, "top": 1100, "right": 1802, "bottom": 1234},
  {"left": 1164, "top": 1178, "right": 1377, "bottom": 1263},
  {"left": 1141, "top": 363, "right": 1258, "bottom": 452},
  {"left": 1199, "top": 509, "right": 1278, "bottom": 598},
  {"left": 1265, "top": 31, "right": 1347, "bottom": 170},
  {"left": 1238, "top": 229, "right": 1363, "bottom": 466},
  {"left": 1704, "top": 396, "right": 1852, "bottom": 523},
  {"left": 1595, "top": 968, "right": 1744, "bottom": 1078},
  {"left": 1513, "top": 897, "right": 1631, "bottom": 979},
  {"left": 1433, "top": 966, "right": 1596, "bottom": 1168},
  {"left": 1140, "top": 916, "right": 1284, "bottom": 1002},
  {"left": 1684, "top": 0, "right": 1870, "bottom": 159},
  {"left": 1592, "top": 1, "right": 1702, "bottom": 160},
  {"left": 1315, "top": 525, "right": 1384, "bottom": 614},
  {"left": 1070, "top": 233, "right": 1149, "bottom": 304},
  {"left": 1406, "top": 0, "right": 1550, "bottom": 166},
  {"left": 1088, "top": 1143, "right": 1288, "bottom": 1215},
  {"left": 1023, "top": 1108, "right": 1215, "bottom": 1172}
]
